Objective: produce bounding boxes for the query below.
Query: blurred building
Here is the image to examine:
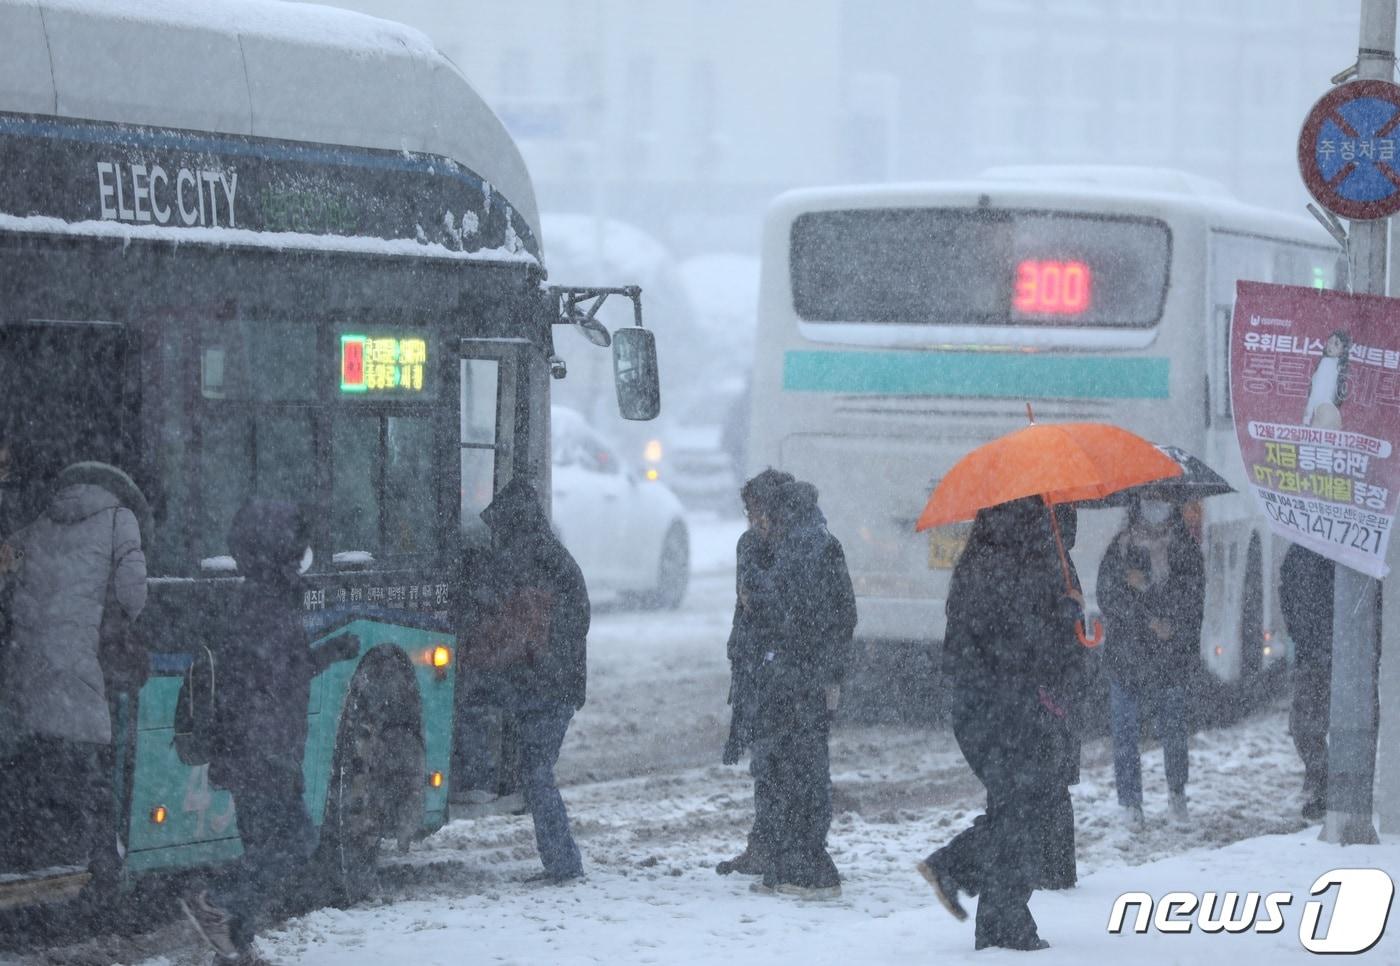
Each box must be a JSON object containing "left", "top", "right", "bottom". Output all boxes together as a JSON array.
[
  {"left": 311, "top": 0, "right": 1359, "bottom": 256},
  {"left": 842, "top": 0, "right": 1359, "bottom": 214}
]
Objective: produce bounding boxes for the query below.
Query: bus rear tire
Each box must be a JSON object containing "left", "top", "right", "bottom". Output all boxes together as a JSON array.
[{"left": 317, "top": 649, "right": 424, "bottom": 907}]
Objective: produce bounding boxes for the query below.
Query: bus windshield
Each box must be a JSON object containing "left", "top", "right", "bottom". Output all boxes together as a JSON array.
[{"left": 789, "top": 208, "right": 1171, "bottom": 328}]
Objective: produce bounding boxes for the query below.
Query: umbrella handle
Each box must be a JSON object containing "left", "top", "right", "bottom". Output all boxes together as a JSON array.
[{"left": 1076, "top": 617, "right": 1104, "bottom": 648}]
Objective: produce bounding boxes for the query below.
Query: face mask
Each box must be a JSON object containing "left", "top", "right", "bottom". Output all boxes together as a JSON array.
[
  {"left": 1140, "top": 501, "right": 1172, "bottom": 526},
  {"left": 298, "top": 546, "right": 314, "bottom": 575}
]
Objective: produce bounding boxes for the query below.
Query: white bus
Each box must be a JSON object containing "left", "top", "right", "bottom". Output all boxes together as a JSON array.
[{"left": 748, "top": 166, "right": 1341, "bottom": 689}]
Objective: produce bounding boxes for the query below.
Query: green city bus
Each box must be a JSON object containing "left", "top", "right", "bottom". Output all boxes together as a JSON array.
[{"left": 0, "top": 0, "right": 656, "bottom": 906}]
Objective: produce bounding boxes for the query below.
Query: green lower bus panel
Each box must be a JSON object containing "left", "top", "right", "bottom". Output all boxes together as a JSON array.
[{"left": 126, "top": 619, "right": 456, "bottom": 875}]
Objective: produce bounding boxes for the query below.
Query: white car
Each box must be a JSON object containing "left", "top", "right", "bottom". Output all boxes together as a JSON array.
[{"left": 551, "top": 406, "right": 689, "bottom": 609}]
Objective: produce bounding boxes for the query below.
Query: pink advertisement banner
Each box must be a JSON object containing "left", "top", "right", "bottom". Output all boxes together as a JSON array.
[{"left": 1231, "top": 281, "right": 1400, "bottom": 577}]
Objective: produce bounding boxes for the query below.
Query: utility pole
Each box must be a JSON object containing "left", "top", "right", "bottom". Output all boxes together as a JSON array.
[{"left": 1323, "top": 0, "right": 1395, "bottom": 846}]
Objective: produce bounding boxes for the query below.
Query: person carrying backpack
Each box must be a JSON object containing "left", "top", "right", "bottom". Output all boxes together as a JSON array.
[
  {"left": 475, "top": 478, "right": 590, "bottom": 884},
  {"left": 179, "top": 500, "right": 357, "bottom": 965}
]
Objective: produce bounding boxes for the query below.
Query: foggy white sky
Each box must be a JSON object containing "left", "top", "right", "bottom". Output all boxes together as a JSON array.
[{"left": 299, "top": 1, "right": 1363, "bottom": 260}]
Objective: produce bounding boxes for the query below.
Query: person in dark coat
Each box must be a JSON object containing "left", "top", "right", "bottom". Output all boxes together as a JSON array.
[
  {"left": 179, "top": 500, "right": 358, "bottom": 964},
  {"left": 1037, "top": 507, "right": 1086, "bottom": 892},
  {"left": 1096, "top": 498, "right": 1204, "bottom": 827},
  {"left": 1279, "top": 543, "right": 1333, "bottom": 821},
  {"left": 717, "top": 468, "right": 793, "bottom": 877},
  {"left": 477, "top": 478, "right": 590, "bottom": 883},
  {"left": 744, "top": 480, "right": 856, "bottom": 899},
  {"left": 0, "top": 462, "right": 147, "bottom": 877},
  {"left": 916, "top": 498, "right": 1083, "bottom": 951}
]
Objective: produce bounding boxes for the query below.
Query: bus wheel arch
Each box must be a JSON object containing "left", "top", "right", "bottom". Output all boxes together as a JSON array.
[{"left": 318, "top": 642, "right": 425, "bottom": 906}]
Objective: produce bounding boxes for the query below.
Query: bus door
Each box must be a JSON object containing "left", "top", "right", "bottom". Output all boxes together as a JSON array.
[
  {"left": 0, "top": 320, "right": 135, "bottom": 527},
  {"left": 459, "top": 339, "right": 524, "bottom": 545}
]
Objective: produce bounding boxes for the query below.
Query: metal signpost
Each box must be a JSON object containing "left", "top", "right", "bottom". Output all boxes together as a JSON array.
[{"left": 1296, "top": 0, "right": 1397, "bottom": 844}]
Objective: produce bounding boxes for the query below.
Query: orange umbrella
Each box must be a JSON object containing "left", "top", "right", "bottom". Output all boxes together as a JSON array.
[
  {"left": 916, "top": 421, "right": 1183, "bottom": 530},
  {"left": 915, "top": 418, "right": 1182, "bottom": 646}
]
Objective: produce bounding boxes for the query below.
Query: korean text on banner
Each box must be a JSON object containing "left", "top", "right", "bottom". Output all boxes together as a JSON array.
[{"left": 1230, "top": 281, "right": 1400, "bottom": 577}]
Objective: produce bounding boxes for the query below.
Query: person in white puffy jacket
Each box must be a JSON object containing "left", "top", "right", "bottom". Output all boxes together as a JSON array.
[{"left": 0, "top": 462, "right": 146, "bottom": 877}]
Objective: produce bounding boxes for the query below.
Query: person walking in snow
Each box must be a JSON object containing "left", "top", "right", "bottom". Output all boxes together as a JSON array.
[
  {"left": 717, "top": 468, "right": 794, "bottom": 877},
  {"left": 179, "top": 500, "right": 359, "bottom": 965},
  {"left": 475, "top": 478, "right": 590, "bottom": 884},
  {"left": 0, "top": 461, "right": 147, "bottom": 881},
  {"left": 916, "top": 499, "right": 1083, "bottom": 951},
  {"left": 1279, "top": 542, "right": 1333, "bottom": 821},
  {"left": 743, "top": 480, "right": 856, "bottom": 899},
  {"left": 1096, "top": 498, "right": 1204, "bottom": 828}
]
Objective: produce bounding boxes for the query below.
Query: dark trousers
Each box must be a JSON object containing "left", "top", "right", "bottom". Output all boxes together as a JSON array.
[
  {"left": 212, "top": 757, "right": 317, "bottom": 951},
  {"left": 933, "top": 709, "right": 1062, "bottom": 948},
  {"left": 745, "top": 744, "right": 779, "bottom": 860},
  {"left": 753, "top": 691, "right": 837, "bottom": 888},
  {"left": 1109, "top": 681, "right": 1188, "bottom": 806},
  {"left": 517, "top": 706, "right": 582, "bottom": 879},
  {"left": 0, "top": 733, "right": 110, "bottom": 873},
  {"left": 1040, "top": 787, "right": 1076, "bottom": 889},
  {"left": 1291, "top": 664, "right": 1330, "bottom": 800}
]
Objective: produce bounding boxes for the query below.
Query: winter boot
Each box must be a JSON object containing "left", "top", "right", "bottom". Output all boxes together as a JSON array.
[
  {"left": 775, "top": 881, "right": 842, "bottom": 899},
  {"left": 524, "top": 869, "right": 585, "bottom": 886},
  {"left": 179, "top": 889, "right": 242, "bottom": 961},
  {"left": 975, "top": 935, "right": 1050, "bottom": 951},
  {"left": 1167, "top": 791, "right": 1189, "bottom": 824},
  {"left": 775, "top": 850, "right": 841, "bottom": 899},
  {"left": 715, "top": 849, "right": 767, "bottom": 876},
  {"left": 916, "top": 857, "right": 968, "bottom": 921},
  {"left": 749, "top": 876, "right": 777, "bottom": 895}
]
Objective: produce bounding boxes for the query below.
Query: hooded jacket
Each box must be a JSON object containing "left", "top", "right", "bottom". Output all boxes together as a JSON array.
[
  {"left": 477, "top": 479, "right": 590, "bottom": 710},
  {"left": 746, "top": 482, "right": 857, "bottom": 721},
  {"left": 209, "top": 500, "right": 349, "bottom": 787},
  {"left": 1, "top": 482, "right": 146, "bottom": 744}
]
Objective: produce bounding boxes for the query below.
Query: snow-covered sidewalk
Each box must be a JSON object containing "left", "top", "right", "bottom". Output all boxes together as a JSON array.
[{"left": 127, "top": 707, "right": 1399, "bottom": 965}]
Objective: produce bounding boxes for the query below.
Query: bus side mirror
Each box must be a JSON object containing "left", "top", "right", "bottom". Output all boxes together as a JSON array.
[{"left": 613, "top": 327, "right": 661, "bottom": 421}]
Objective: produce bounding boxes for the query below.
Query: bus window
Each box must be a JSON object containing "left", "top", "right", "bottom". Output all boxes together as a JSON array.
[
  {"left": 332, "top": 416, "right": 380, "bottom": 555},
  {"left": 385, "top": 415, "right": 435, "bottom": 554},
  {"left": 331, "top": 412, "right": 438, "bottom": 558},
  {"left": 200, "top": 320, "right": 317, "bottom": 401},
  {"left": 789, "top": 208, "right": 1170, "bottom": 328},
  {"left": 197, "top": 409, "right": 316, "bottom": 559},
  {"left": 0, "top": 322, "right": 130, "bottom": 526},
  {"left": 461, "top": 356, "right": 514, "bottom": 540}
]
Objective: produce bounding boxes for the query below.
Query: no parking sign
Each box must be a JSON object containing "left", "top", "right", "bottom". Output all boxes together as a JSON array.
[{"left": 1298, "top": 79, "right": 1400, "bottom": 220}]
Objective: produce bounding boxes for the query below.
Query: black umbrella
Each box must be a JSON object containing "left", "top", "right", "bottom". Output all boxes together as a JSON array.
[{"left": 1080, "top": 444, "right": 1232, "bottom": 508}]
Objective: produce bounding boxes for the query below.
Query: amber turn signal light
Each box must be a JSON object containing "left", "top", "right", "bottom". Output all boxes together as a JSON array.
[
  {"left": 431, "top": 645, "right": 451, "bottom": 669},
  {"left": 151, "top": 805, "right": 168, "bottom": 825}
]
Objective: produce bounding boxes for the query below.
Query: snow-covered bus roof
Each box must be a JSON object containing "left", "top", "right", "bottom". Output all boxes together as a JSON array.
[
  {"left": 0, "top": 0, "right": 540, "bottom": 257},
  {"left": 769, "top": 166, "right": 1331, "bottom": 245}
]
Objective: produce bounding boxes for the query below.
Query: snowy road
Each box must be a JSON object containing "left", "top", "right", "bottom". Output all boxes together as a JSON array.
[
  {"left": 556, "top": 513, "right": 745, "bottom": 785},
  {"left": 13, "top": 514, "right": 1399, "bottom": 965}
]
